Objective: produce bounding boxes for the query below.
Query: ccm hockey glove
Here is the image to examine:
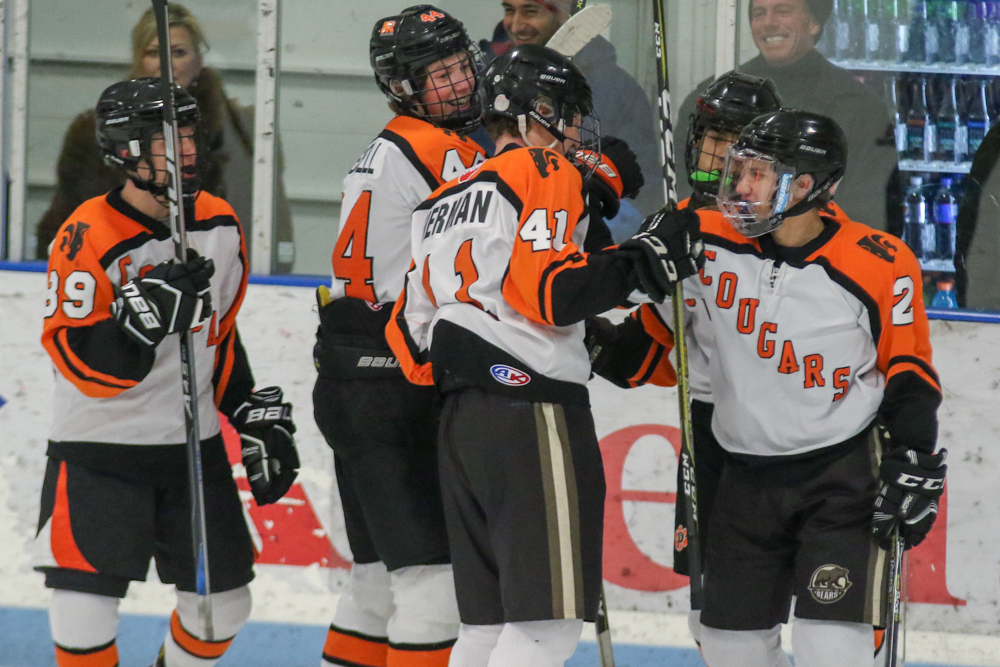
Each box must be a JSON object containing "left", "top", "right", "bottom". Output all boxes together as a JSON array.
[
  {"left": 872, "top": 446, "right": 947, "bottom": 550},
  {"left": 576, "top": 137, "right": 644, "bottom": 219},
  {"left": 111, "top": 251, "right": 214, "bottom": 348},
  {"left": 618, "top": 206, "right": 704, "bottom": 303},
  {"left": 231, "top": 387, "right": 300, "bottom": 506}
]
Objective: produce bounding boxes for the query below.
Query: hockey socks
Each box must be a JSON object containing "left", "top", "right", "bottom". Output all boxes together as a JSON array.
[
  {"left": 50, "top": 590, "right": 121, "bottom": 667},
  {"left": 322, "top": 625, "right": 389, "bottom": 667},
  {"left": 160, "top": 587, "right": 251, "bottom": 666},
  {"left": 700, "top": 625, "right": 792, "bottom": 667}
]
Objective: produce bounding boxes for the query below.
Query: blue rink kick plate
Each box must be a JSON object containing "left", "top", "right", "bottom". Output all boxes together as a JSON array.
[{"left": 0, "top": 606, "right": 959, "bottom": 667}]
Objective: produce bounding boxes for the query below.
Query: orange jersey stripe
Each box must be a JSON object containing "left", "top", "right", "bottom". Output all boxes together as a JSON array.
[
  {"left": 213, "top": 328, "right": 237, "bottom": 407},
  {"left": 55, "top": 640, "right": 118, "bottom": 667},
  {"left": 51, "top": 462, "right": 97, "bottom": 573},
  {"left": 170, "top": 610, "right": 234, "bottom": 659},
  {"left": 322, "top": 626, "right": 388, "bottom": 667},
  {"left": 386, "top": 286, "right": 434, "bottom": 386}
]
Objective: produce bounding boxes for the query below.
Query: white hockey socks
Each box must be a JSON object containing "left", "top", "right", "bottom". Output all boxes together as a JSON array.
[
  {"left": 386, "top": 563, "right": 460, "bottom": 666},
  {"left": 161, "top": 586, "right": 252, "bottom": 666},
  {"left": 322, "top": 561, "right": 394, "bottom": 667},
  {"left": 485, "top": 619, "right": 584, "bottom": 667},
  {"left": 50, "top": 589, "right": 121, "bottom": 667},
  {"left": 700, "top": 624, "right": 793, "bottom": 667},
  {"left": 448, "top": 624, "right": 503, "bottom": 667},
  {"left": 792, "top": 618, "right": 873, "bottom": 667}
]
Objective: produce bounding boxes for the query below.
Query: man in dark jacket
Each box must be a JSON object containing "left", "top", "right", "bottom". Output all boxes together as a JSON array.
[
  {"left": 480, "top": 0, "right": 662, "bottom": 240},
  {"left": 676, "top": 0, "right": 898, "bottom": 231}
]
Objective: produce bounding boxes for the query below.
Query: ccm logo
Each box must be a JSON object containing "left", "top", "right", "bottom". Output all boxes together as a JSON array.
[
  {"left": 490, "top": 364, "right": 531, "bottom": 386},
  {"left": 895, "top": 473, "right": 945, "bottom": 491}
]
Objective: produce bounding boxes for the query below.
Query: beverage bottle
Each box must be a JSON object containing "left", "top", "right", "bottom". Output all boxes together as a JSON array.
[
  {"left": 925, "top": 0, "right": 940, "bottom": 61},
  {"left": 887, "top": 76, "right": 909, "bottom": 154},
  {"left": 835, "top": 0, "right": 853, "bottom": 58},
  {"left": 969, "top": 1, "right": 988, "bottom": 63},
  {"left": 909, "top": 0, "right": 928, "bottom": 59},
  {"left": 968, "top": 79, "right": 992, "bottom": 155},
  {"left": 865, "top": 0, "right": 882, "bottom": 59},
  {"left": 933, "top": 177, "right": 958, "bottom": 261},
  {"left": 935, "top": 78, "right": 965, "bottom": 161},
  {"left": 907, "top": 77, "right": 936, "bottom": 160},
  {"left": 931, "top": 280, "right": 959, "bottom": 308},
  {"left": 894, "top": 0, "right": 912, "bottom": 61},
  {"left": 847, "top": 0, "right": 867, "bottom": 58},
  {"left": 937, "top": 0, "right": 959, "bottom": 61},
  {"left": 903, "top": 176, "right": 931, "bottom": 260},
  {"left": 955, "top": 0, "right": 972, "bottom": 62},
  {"left": 987, "top": 1, "right": 1000, "bottom": 65}
]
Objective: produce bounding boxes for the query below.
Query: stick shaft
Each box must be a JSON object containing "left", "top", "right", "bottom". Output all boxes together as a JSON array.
[
  {"left": 596, "top": 586, "right": 615, "bottom": 667},
  {"left": 884, "top": 532, "right": 905, "bottom": 666},
  {"left": 150, "top": 0, "right": 213, "bottom": 640},
  {"left": 652, "top": 0, "right": 703, "bottom": 608}
]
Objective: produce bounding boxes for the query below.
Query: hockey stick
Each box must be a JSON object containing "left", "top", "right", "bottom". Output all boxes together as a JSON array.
[
  {"left": 151, "top": 0, "right": 214, "bottom": 639},
  {"left": 652, "top": 0, "right": 704, "bottom": 609},
  {"left": 883, "top": 530, "right": 905, "bottom": 666},
  {"left": 545, "top": 5, "right": 612, "bottom": 58}
]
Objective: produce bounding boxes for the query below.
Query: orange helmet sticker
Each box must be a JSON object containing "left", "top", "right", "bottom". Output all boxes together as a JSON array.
[{"left": 380, "top": 20, "right": 396, "bottom": 35}]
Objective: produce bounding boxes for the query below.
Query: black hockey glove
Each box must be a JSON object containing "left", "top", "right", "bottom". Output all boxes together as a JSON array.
[
  {"left": 618, "top": 206, "right": 704, "bottom": 303},
  {"left": 872, "top": 446, "right": 947, "bottom": 550},
  {"left": 111, "top": 250, "right": 214, "bottom": 348},
  {"left": 231, "top": 387, "right": 300, "bottom": 506},
  {"left": 585, "top": 316, "right": 618, "bottom": 375},
  {"left": 576, "top": 137, "right": 644, "bottom": 220}
]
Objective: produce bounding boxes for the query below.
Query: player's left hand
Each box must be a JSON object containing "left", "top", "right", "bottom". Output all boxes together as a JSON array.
[
  {"left": 576, "top": 137, "right": 644, "bottom": 219},
  {"left": 618, "top": 206, "right": 704, "bottom": 303},
  {"left": 872, "top": 446, "right": 947, "bottom": 550},
  {"left": 231, "top": 386, "right": 300, "bottom": 506}
]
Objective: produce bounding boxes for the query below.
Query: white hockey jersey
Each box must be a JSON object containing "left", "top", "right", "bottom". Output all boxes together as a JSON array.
[
  {"left": 330, "top": 115, "right": 486, "bottom": 305},
  {"left": 387, "top": 145, "right": 638, "bottom": 405},
  {"left": 662, "top": 212, "right": 940, "bottom": 458}
]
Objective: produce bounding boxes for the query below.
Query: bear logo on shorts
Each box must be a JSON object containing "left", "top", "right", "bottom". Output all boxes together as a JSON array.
[{"left": 808, "top": 564, "right": 852, "bottom": 604}]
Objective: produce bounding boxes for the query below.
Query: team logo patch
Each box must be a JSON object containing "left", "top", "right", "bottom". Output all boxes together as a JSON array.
[
  {"left": 528, "top": 147, "right": 561, "bottom": 178},
  {"left": 857, "top": 233, "right": 897, "bottom": 263},
  {"left": 59, "top": 222, "right": 91, "bottom": 261},
  {"left": 490, "top": 364, "right": 531, "bottom": 386},
  {"left": 380, "top": 20, "right": 396, "bottom": 34},
  {"left": 808, "top": 564, "right": 852, "bottom": 604},
  {"left": 674, "top": 525, "right": 688, "bottom": 552}
]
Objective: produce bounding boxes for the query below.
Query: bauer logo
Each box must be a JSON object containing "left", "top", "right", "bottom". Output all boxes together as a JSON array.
[
  {"left": 807, "top": 564, "right": 852, "bottom": 604},
  {"left": 490, "top": 364, "right": 531, "bottom": 386}
]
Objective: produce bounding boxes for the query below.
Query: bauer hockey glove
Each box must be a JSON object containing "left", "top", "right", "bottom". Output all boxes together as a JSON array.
[
  {"left": 618, "top": 206, "right": 704, "bottom": 303},
  {"left": 576, "top": 137, "right": 644, "bottom": 220},
  {"left": 111, "top": 250, "right": 215, "bottom": 348},
  {"left": 231, "top": 387, "right": 300, "bottom": 506},
  {"left": 872, "top": 446, "right": 947, "bottom": 550}
]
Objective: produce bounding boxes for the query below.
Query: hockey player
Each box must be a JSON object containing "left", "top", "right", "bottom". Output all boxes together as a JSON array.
[
  {"left": 34, "top": 78, "right": 299, "bottom": 667},
  {"left": 616, "top": 109, "right": 943, "bottom": 667},
  {"left": 312, "top": 7, "right": 487, "bottom": 667},
  {"left": 385, "top": 44, "right": 702, "bottom": 666}
]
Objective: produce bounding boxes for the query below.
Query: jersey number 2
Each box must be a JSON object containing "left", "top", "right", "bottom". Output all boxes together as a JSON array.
[
  {"left": 892, "top": 276, "right": 914, "bottom": 325},
  {"left": 333, "top": 190, "right": 377, "bottom": 301}
]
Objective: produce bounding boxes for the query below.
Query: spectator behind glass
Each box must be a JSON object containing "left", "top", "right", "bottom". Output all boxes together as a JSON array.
[
  {"left": 479, "top": 0, "right": 662, "bottom": 241},
  {"left": 676, "top": 0, "right": 898, "bottom": 231},
  {"left": 34, "top": 2, "right": 295, "bottom": 272}
]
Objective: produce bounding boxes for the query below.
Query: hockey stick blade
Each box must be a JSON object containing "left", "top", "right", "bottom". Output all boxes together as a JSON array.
[{"left": 546, "top": 5, "right": 612, "bottom": 58}]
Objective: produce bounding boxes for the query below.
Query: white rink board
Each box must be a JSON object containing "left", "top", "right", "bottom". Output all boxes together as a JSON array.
[{"left": 1, "top": 271, "right": 998, "bottom": 641}]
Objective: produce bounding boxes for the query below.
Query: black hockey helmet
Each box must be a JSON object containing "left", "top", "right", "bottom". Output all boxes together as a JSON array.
[
  {"left": 96, "top": 77, "right": 202, "bottom": 200},
  {"left": 483, "top": 43, "right": 599, "bottom": 157},
  {"left": 717, "top": 108, "right": 847, "bottom": 237},
  {"left": 685, "top": 72, "right": 782, "bottom": 197},
  {"left": 370, "top": 5, "right": 485, "bottom": 133}
]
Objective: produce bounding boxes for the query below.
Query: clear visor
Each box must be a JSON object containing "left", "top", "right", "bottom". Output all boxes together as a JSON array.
[{"left": 716, "top": 147, "right": 796, "bottom": 238}]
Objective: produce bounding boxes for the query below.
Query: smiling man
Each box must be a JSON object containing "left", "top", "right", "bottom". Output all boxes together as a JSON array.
[{"left": 676, "top": 0, "right": 898, "bottom": 232}]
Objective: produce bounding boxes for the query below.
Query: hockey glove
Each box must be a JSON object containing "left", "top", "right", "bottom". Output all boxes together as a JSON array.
[
  {"left": 111, "top": 250, "right": 215, "bottom": 348},
  {"left": 231, "top": 387, "right": 300, "bottom": 506},
  {"left": 576, "top": 137, "right": 644, "bottom": 220},
  {"left": 872, "top": 446, "right": 947, "bottom": 550},
  {"left": 618, "top": 207, "right": 704, "bottom": 303}
]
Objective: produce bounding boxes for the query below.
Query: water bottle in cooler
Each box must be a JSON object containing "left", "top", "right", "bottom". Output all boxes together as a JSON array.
[
  {"left": 894, "top": 0, "right": 912, "bottom": 61},
  {"left": 907, "top": 78, "right": 935, "bottom": 161},
  {"left": 969, "top": 1, "right": 988, "bottom": 63},
  {"left": 986, "top": 1, "right": 1000, "bottom": 65},
  {"left": 935, "top": 78, "right": 966, "bottom": 162},
  {"left": 931, "top": 280, "right": 959, "bottom": 308},
  {"left": 937, "top": 0, "right": 959, "bottom": 62},
  {"left": 887, "top": 77, "right": 908, "bottom": 155},
  {"left": 968, "top": 79, "right": 992, "bottom": 155},
  {"left": 955, "top": 0, "right": 972, "bottom": 62},
  {"left": 933, "top": 178, "right": 958, "bottom": 261},
  {"left": 903, "top": 177, "right": 933, "bottom": 261},
  {"left": 865, "top": 0, "right": 882, "bottom": 59}
]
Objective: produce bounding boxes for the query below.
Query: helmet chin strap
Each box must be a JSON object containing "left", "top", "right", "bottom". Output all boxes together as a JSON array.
[{"left": 517, "top": 114, "right": 567, "bottom": 149}]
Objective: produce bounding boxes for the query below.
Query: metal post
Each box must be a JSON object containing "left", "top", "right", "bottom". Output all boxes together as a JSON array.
[
  {"left": 715, "top": 0, "right": 738, "bottom": 77},
  {"left": 251, "top": 0, "right": 280, "bottom": 275},
  {"left": 2, "top": 0, "right": 28, "bottom": 260}
]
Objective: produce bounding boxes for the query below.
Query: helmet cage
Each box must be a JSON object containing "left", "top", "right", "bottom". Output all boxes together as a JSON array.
[
  {"left": 385, "top": 44, "right": 486, "bottom": 133},
  {"left": 717, "top": 147, "right": 799, "bottom": 238},
  {"left": 685, "top": 109, "right": 744, "bottom": 197},
  {"left": 97, "top": 84, "right": 204, "bottom": 203}
]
